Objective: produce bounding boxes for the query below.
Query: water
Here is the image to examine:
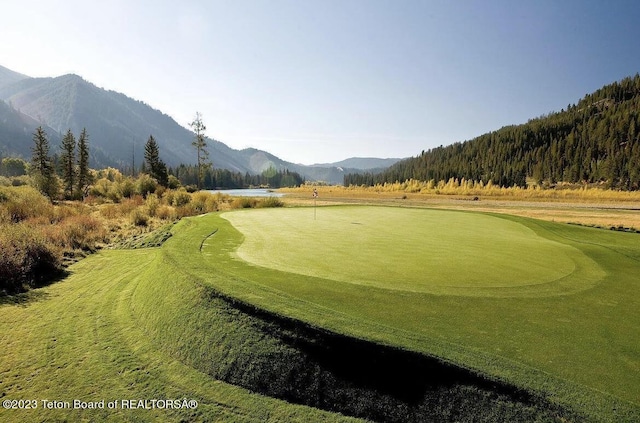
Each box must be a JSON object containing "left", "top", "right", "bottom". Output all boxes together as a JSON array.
[{"left": 205, "top": 188, "right": 284, "bottom": 197}]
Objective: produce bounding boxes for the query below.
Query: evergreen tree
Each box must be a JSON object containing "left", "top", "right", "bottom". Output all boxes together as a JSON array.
[
  {"left": 345, "top": 73, "right": 640, "bottom": 190},
  {"left": 31, "top": 126, "right": 58, "bottom": 200},
  {"left": 60, "top": 129, "right": 76, "bottom": 199},
  {"left": 77, "top": 128, "right": 90, "bottom": 198},
  {"left": 189, "top": 112, "right": 210, "bottom": 190},
  {"left": 144, "top": 135, "right": 168, "bottom": 186}
]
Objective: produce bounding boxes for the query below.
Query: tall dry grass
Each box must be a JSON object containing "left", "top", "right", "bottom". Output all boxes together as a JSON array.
[
  {"left": 1, "top": 182, "right": 288, "bottom": 294},
  {"left": 283, "top": 179, "right": 640, "bottom": 203}
]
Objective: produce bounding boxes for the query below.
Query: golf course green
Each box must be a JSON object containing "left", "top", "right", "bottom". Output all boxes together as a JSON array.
[
  {"left": 1, "top": 205, "right": 638, "bottom": 422},
  {"left": 224, "top": 207, "right": 604, "bottom": 296}
]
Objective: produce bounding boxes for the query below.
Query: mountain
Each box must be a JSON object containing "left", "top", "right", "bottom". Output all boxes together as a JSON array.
[
  {"left": 0, "top": 73, "right": 248, "bottom": 171},
  {"left": 311, "top": 157, "right": 402, "bottom": 170},
  {"left": 0, "top": 65, "right": 394, "bottom": 184},
  {"left": 0, "top": 100, "right": 61, "bottom": 159},
  {"left": 346, "top": 74, "right": 640, "bottom": 190},
  {"left": 0, "top": 65, "right": 28, "bottom": 89}
]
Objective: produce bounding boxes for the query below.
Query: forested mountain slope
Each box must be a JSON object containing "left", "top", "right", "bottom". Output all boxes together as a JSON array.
[
  {"left": 0, "top": 65, "right": 386, "bottom": 183},
  {"left": 346, "top": 75, "right": 640, "bottom": 190}
]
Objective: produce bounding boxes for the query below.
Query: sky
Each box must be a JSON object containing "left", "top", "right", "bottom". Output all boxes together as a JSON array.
[{"left": 2, "top": 0, "right": 640, "bottom": 165}]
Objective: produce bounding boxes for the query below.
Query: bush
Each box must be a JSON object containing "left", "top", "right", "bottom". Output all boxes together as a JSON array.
[
  {"left": 136, "top": 174, "right": 157, "bottom": 198},
  {"left": 90, "top": 178, "right": 112, "bottom": 198},
  {"left": 0, "top": 223, "right": 61, "bottom": 294},
  {"left": 164, "top": 190, "right": 175, "bottom": 207},
  {"left": 119, "top": 178, "right": 136, "bottom": 199},
  {"left": 191, "top": 192, "right": 220, "bottom": 214},
  {"left": 55, "top": 215, "right": 105, "bottom": 250},
  {"left": 257, "top": 197, "right": 284, "bottom": 208},
  {"left": 130, "top": 209, "right": 149, "bottom": 227},
  {"left": 172, "top": 190, "right": 191, "bottom": 207},
  {"left": 146, "top": 193, "right": 160, "bottom": 217},
  {"left": 156, "top": 205, "right": 177, "bottom": 221},
  {"left": 167, "top": 175, "right": 181, "bottom": 189},
  {"left": 0, "top": 186, "right": 54, "bottom": 222},
  {"left": 230, "top": 197, "right": 258, "bottom": 209}
]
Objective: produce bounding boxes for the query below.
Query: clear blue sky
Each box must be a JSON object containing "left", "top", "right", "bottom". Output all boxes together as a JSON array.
[{"left": 2, "top": 0, "right": 640, "bottom": 164}]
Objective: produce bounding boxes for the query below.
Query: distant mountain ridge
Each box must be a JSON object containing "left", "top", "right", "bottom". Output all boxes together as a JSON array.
[
  {"left": 0, "top": 64, "right": 398, "bottom": 184},
  {"left": 310, "top": 157, "right": 401, "bottom": 170},
  {"left": 0, "top": 65, "right": 28, "bottom": 89}
]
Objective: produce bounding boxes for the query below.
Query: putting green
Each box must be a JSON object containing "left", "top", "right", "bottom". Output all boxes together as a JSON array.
[{"left": 223, "top": 206, "right": 604, "bottom": 296}]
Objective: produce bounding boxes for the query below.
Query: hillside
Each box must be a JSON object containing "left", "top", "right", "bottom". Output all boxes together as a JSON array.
[
  {"left": 0, "top": 64, "right": 28, "bottom": 89},
  {"left": 0, "top": 74, "right": 256, "bottom": 171},
  {"left": 0, "top": 65, "right": 389, "bottom": 183},
  {"left": 311, "top": 157, "right": 402, "bottom": 170},
  {"left": 0, "top": 100, "right": 61, "bottom": 159},
  {"left": 346, "top": 74, "right": 640, "bottom": 190}
]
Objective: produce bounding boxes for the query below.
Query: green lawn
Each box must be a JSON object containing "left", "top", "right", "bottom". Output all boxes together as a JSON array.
[
  {"left": 203, "top": 206, "right": 638, "bottom": 421},
  {"left": 0, "top": 241, "right": 359, "bottom": 422},
  {"left": 1, "top": 205, "right": 638, "bottom": 422},
  {"left": 225, "top": 207, "right": 603, "bottom": 296}
]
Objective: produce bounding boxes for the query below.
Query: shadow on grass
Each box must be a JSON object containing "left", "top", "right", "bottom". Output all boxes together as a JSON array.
[
  {"left": 204, "top": 287, "right": 583, "bottom": 423},
  {"left": 0, "top": 269, "right": 68, "bottom": 306}
]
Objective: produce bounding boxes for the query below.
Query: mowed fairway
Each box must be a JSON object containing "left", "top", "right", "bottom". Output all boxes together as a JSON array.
[
  {"left": 209, "top": 206, "right": 640, "bottom": 421},
  {"left": 225, "top": 207, "right": 603, "bottom": 296}
]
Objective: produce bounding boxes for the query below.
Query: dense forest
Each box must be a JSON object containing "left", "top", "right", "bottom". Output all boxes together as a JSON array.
[
  {"left": 170, "top": 164, "right": 304, "bottom": 190},
  {"left": 345, "top": 75, "right": 640, "bottom": 190}
]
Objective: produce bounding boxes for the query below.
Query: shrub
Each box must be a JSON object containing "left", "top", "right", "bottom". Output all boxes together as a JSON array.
[
  {"left": 90, "top": 178, "right": 112, "bottom": 198},
  {"left": 130, "top": 209, "right": 149, "bottom": 227},
  {"left": 119, "top": 178, "right": 136, "bottom": 199},
  {"left": 60, "top": 215, "right": 105, "bottom": 250},
  {"left": 0, "top": 186, "right": 54, "bottom": 222},
  {"left": 100, "top": 204, "right": 120, "bottom": 219},
  {"left": 11, "top": 175, "right": 30, "bottom": 186},
  {"left": 256, "top": 197, "right": 284, "bottom": 208},
  {"left": 136, "top": 174, "right": 157, "bottom": 198},
  {"left": 167, "top": 175, "right": 181, "bottom": 189},
  {"left": 231, "top": 197, "right": 258, "bottom": 209},
  {"left": 0, "top": 223, "right": 61, "bottom": 294},
  {"left": 164, "top": 190, "right": 175, "bottom": 207},
  {"left": 146, "top": 193, "right": 160, "bottom": 217},
  {"left": 172, "top": 190, "right": 191, "bottom": 207},
  {"left": 154, "top": 185, "right": 166, "bottom": 198},
  {"left": 191, "top": 192, "right": 220, "bottom": 214},
  {"left": 156, "top": 205, "right": 177, "bottom": 220}
]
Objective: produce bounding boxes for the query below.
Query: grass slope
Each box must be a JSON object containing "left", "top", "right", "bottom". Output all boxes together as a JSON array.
[{"left": 0, "top": 247, "right": 360, "bottom": 422}]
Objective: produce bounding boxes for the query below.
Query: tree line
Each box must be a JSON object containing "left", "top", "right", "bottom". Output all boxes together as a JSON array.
[
  {"left": 22, "top": 112, "right": 303, "bottom": 200},
  {"left": 345, "top": 74, "right": 640, "bottom": 190},
  {"left": 171, "top": 164, "right": 303, "bottom": 190}
]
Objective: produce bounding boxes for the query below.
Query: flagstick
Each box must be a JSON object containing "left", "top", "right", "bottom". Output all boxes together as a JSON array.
[{"left": 313, "top": 188, "right": 318, "bottom": 220}]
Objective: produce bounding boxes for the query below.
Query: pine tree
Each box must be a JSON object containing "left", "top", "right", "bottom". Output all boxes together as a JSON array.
[
  {"left": 76, "top": 128, "right": 90, "bottom": 198},
  {"left": 189, "top": 112, "right": 210, "bottom": 190},
  {"left": 60, "top": 129, "right": 76, "bottom": 199},
  {"left": 31, "top": 126, "right": 58, "bottom": 200},
  {"left": 144, "top": 135, "right": 168, "bottom": 187}
]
